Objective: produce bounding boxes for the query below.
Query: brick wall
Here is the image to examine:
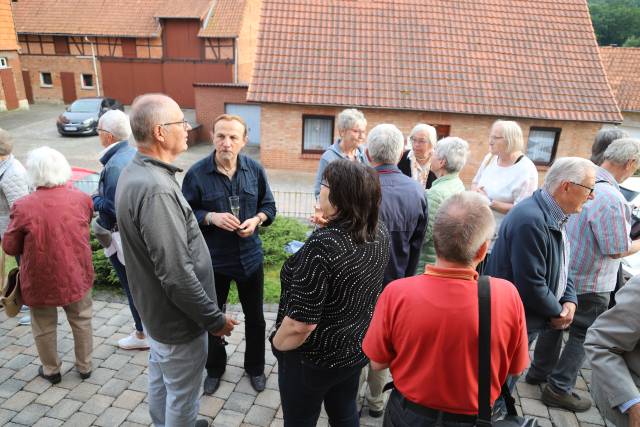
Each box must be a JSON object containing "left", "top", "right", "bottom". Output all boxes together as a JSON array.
[
  {"left": 194, "top": 84, "right": 249, "bottom": 142},
  {"left": 0, "top": 50, "right": 27, "bottom": 110},
  {"left": 0, "top": 0, "right": 19, "bottom": 51},
  {"left": 20, "top": 55, "right": 101, "bottom": 103},
  {"left": 259, "top": 103, "right": 602, "bottom": 184},
  {"left": 236, "top": 0, "right": 261, "bottom": 83}
]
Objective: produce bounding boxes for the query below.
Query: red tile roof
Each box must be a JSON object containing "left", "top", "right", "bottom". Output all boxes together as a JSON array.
[
  {"left": 199, "top": 0, "right": 246, "bottom": 38},
  {"left": 600, "top": 47, "right": 640, "bottom": 113},
  {"left": 248, "top": 0, "right": 622, "bottom": 123},
  {"left": 12, "top": 0, "right": 211, "bottom": 38}
]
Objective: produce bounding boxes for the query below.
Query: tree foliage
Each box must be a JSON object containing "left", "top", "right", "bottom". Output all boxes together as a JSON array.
[{"left": 589, "top": 0, "right": 640, "bottom": 46}]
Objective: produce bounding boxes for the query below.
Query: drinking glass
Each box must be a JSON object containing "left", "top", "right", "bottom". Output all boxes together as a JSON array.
[{"left": 229, "top": 196, "right": 240, "bottom": 218}]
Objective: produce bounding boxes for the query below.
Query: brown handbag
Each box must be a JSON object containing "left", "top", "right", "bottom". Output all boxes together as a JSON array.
[{"left": 0, "top": 248, "right": 21, "bottom": 318}]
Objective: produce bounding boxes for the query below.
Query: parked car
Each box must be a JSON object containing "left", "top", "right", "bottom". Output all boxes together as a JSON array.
[
  {"left": 57, "top": 97, "right": 124, "bottom": 136},
  {"left": 69, "top": 167, "right": 100, "bottom": 195},
  {"left": 620, "top": 176, "right": 640, "bottom": 280}
]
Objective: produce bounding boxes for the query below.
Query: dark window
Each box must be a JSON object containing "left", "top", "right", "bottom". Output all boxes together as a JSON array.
[
  {"left": 53, "top": 36, "right": 69, "bottom": 54},
  {"left": 302, "top": 115, "right": 334, "bottom": 153},
  {"left": 40, "top": 72, "right": 52, "bottom": 87},
  {"left": 434, "top": 125, "right": 450, "bottom": 141},
  {"left": 81, "top": 74, "right": 94, "bottom": 88},
  {"left": 526, "top": 127, "right": 561, "bottom": 166}
]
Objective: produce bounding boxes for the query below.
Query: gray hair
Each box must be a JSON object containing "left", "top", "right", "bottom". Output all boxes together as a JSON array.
[
  {"left": 26, "top": 146, "right": 71, "bottom": 188},
  {"left": 434, "top": 137, "right": 469, "bottom": 173},
  {"left": 492, "top": 120, "right": 523, "bottom": 153},
  {"left": 591, "top": 128, "right": 629, "bottom": 165},
  {"left": 98, "top": 109, "right": 131, "bottom": 142},
  {"left": 433, "top": 191, "right": 495, "bottom": 264},
  {"left": 129, "top": 93, "right": 175, "bottom": 147},
  {"left": 543, "top": 157, "right": 595, "bottom": 193},
  {"left": 367, "top": 124, "right": 404, "bottom": 164},
  {"left": 336, "top": 108, "right": 366, "bottom": 131},
  {"left": 603, "top": 138, "right": 640, "bottom": 165},
  {"left": 409, "top": 124, "right": 437, "bottom": 147},
  {"left": 0, "top": 128, "right": 13, "bottom": 156}
]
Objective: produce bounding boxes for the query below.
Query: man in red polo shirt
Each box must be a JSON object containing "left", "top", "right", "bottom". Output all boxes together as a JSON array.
[{"left": 363, "top": 191, "right": 529, "bottom": 425}]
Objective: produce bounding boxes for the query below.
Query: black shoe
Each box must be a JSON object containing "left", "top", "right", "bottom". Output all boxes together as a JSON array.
[
  {"left": 524, "top": 373, "right": 546, "bottom": 385},
  {"left": 79, "top": 370, "right": 91, "bottom": 380},
  {"left": 249, "top": 373, "right": 266, "bottom": 392},
  {"left": 369, "top": 409, "right": 384, "bottom": 418},
  {"left": 203, "top": 375, "right": 221, "bottom": 395},
  {"left": 38, "top": 366, "right": 61, "bottom": 384},
  {"left": 195, "top": 420, "right": 209, "bottom": 427}
]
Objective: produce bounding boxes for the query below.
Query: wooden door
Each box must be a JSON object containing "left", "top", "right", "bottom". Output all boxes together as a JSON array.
[
  {"left": 0, "top": 69, "right": 19, "bottom": 110},
  {"left": 22, "top": 70, "right": 33, "bottom": 104},
  {"left": 60, "top": 72, "right": 76, "bottom": 104}
]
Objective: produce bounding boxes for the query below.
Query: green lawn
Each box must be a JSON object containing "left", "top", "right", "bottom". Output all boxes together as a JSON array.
[{"left": 227, "top": 264, "right": 282, "bottom": 304}]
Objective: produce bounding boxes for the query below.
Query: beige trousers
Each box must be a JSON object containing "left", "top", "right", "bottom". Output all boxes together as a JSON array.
[
  {"left": 31, "top": 291, "right": 93, "bottom": 375},
  {"left": 359, "top": 363, "right": 389, "bottom": 412}
]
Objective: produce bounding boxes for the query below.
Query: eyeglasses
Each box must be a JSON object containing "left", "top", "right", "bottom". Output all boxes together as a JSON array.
[
  {"left": 96, "top": 128, "right": 112, "bottom": 134},
  {"left": 411, "top": 137, "right": 432, "bottom": 145},
  {"left": 158, "top": 119, "right": 190, "bottom": 130},
  {"left": 321, "top": 181, "right": 330, "bottom": 189},
  {"left": 569, "top": 181, "right": 594, "bottom": 196}
]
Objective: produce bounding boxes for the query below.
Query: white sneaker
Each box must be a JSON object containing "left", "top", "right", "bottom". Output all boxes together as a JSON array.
[
  {"left": 20, "top": 305, "right": 29, "bottom": 313},
  {"left": 18, "top": 315, "right": 31, "bottom": 326},
  {"left": 118, "top": 332, "right": 149, "bottom": 350}
]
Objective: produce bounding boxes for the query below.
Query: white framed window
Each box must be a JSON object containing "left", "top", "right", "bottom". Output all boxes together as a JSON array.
[
  {"left": 40, "top": 71, "right": 53, "bottom": 87},
  {"left": 80, "top": 73, "right": 94, "bottom": 89},
  {"left": 526, "top": 127, "right": 561, "bottom": 166},
  {"left": 0, "top": 58, "right": 7, "bottom": 69},
  {"left": 302, "top": 115, "right": 334, "bottom": 153}
]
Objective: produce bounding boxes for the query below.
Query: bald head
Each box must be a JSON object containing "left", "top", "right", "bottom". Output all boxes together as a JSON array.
[{"left": 129, "top": 94, "right": 179, "bottom": 147}]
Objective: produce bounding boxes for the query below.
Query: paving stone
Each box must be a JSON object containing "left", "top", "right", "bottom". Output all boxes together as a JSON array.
[
  {"left": 534, "top": 418, "right": 553, "bottom": 427},
  {"left": 129, "top": 351, "right": 149, "bottom": 367},
  {"left": 223, "top": 391, "right": 255, "bottom": 413},
  {"left": 79, "top": 394, "right": 114, "bottom": 415},
  {"left": 222, "top": 366, "right": 245, "bottom": 383},
  {"left": 106, "top": 314, "right": 131, "bottom": 327},
  {"left": 520, "top": 397, "right": 549, "bottom": 418},
  {"left": 213, "top": 380, "right": 236, "bottom": 400},
  {"left": 127, "top": 402, "right": 151, "bottom": 425},
  {"left": 228, "top": 352, "right": 245, "bottom": 368},
  {"left": 60, "top": 412, "right": 96, "bottom": 427},
  {"left": 516, "top": 381, "right": 542, "bottom": 399},
  {"left": 115, "top": 363, "right": 144, "bottom": 381},
  {"left": 35, "top": 387, "right": 68, "bottom": 406},
  {"left": 235, "top": 376, "right": 259, "bottom": 396},
  {"left": 66, "top": 382, "right": 100, "bottom": 402},
  {"left": 0, "top": 378, "right": 25, "bottom": 399},
  {"left": 128, "top": 373, "right": 148, "bottom": 392},
  {"left": 92, "top": 344, "right": 117, "bottom": 360},
  {"left": 95, "top": 325, "right": 119, "bottom": 338},
  {"left": 112, "top": 390, "right": 146, "bottom": 410},
  {"left": 0, "top": 345, "right": 23, "bottom": 361},
  {"left": 4, "top": 354, "right": 35, "bottom": 370},
  {"left": 12, "top": 403, "right": 50, "bottom": 425},
  {"left": 14, "top": 363, "right": 40, "bottom": 382},
  {"left": 99, "top": 378, "right": 129, "bottom": 397},
  {"left": 101, "top": 354, "right": 131, "bottom": 370},
  {"left": 576, "top": 404, "right": 606, "bottom": 425},
  {"left": 199, "top": 395, "right": 225, "bottom": 418},
  {"left": 213, "top": 409, "right": 245, "bottom": 427},
  {"left": 575, "top": 375, "right": 589, "bottom": 391},
  {"left": 46, "top": 398, "right": 83, "bottom": 419},
  {"left": 94, "top": 406, "right": 130, "bottom": 426},
  {"left": 84, "top": 367, "right": 116, "bottom": 386},
  {"left": 32, "top": 417, "right": 64, "bottom": 427},
  {"left": 95, "top": 308, "right": 120, "bottom": 319},
  {"left": 14, "top": 334, "right": 34, "bottom": 347},
  {"left": 269, "top": 419, "right": 284, "bottom": 427},
  {"left": 0, "top": 390, "right": 37, "bottom": 411},
  {"left": 56, "top": 372, "right": 82, "bottom": 390},
  {"left": 549, "top": 408, "right": 581, "bottom": 427},
  {"left": 0, "top": 408, "right": 17, "bottom": 425},
  {"left": 121, "top": 423, "right": 148, "bottom": 427},
  {"left": 57, "top": 339, "right": 74, "bottom": 354},
  {"left": 6, "top": 325, "right": 30, "bottom": 337},
  {"left": 244, "top": 405, "right": 276, "bottom": 426},
  {"left": 0, "top": 368, "right": 15, "bottom": 384},
  {"left": 255, "top": 389, "right": 280, "bottom": 409}
]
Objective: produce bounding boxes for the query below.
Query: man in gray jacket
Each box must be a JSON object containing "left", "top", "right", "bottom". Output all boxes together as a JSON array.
[
  {"left": 116, "top": 94, "right": 237, "bottom": 427},
  {"left": 585, "top": 275, "right": 640, "bottom": 427}
]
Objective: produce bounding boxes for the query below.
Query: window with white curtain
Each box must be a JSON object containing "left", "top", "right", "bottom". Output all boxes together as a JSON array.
[
  {"left": 303, "top": 115, "right": 334, "bottom": 153},
  {"left": 526, "top": 127, "right": 561, "bottom": 166}
]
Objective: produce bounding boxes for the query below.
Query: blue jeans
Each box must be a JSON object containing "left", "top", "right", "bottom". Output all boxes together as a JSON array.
[
  {"left": 147, "top": 331, "right": 207, "bottom": 427},
  {"left": 383, "top": 390, "right": 476, "bottom": 427},
  {"left": 109, "top": 254, "right": 143, "bottom": 333},
  {"left": 527, "top": 292, "right": 610, "bottom": 393},
  {"left": 274, "top": 348, "right": 362, "bottom": 427}
]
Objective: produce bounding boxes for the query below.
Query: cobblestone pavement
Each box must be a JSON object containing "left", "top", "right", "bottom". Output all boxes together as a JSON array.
[{"left": 0, "top": 300, "right": 614, "bottom": 426}]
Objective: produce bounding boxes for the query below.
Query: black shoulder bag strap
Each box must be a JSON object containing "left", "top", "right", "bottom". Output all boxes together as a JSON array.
[{"left": 477, "top": 275, "right": 493, "bottom": 426}]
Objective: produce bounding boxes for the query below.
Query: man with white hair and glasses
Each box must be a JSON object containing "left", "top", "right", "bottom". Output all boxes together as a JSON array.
[
  {"left": 526, "top": 139, "right": 640, "bottom": 413},
  {"left": 92, "top": 109, "right": 147, "bottom": 350},
  {"left": 361, "top": 123, "right": 428, "bottom": 417}
]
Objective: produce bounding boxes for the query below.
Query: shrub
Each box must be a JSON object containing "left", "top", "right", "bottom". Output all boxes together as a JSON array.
[
  {"left": 259, "top": 216, "right": 310, "bottom": 268},
  {"left": 90, "top": 232, "right": 120, "bottom": 289}
]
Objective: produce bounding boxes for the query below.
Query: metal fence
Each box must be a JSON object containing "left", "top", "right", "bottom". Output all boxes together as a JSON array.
[{"left": 272, "top": 190, "right": 315, "bottom": 219}]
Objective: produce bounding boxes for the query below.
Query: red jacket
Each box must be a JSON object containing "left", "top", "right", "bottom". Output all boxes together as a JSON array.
[{"left": 2, "top": 186, "right": 94, "bottom": 307}]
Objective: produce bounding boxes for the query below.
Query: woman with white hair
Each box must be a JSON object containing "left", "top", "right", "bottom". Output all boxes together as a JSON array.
[
  {"left": 0, "top": 129, "right": 29, "bottom": 239},
  {"left": 472, "top": 120, "right": 538, "bottom": 231},
  {"left": 3, "top": 147, "right": 94, "bottom": 384},
  {"left": 418, "top": 137, "right": 470, "bottom": 271},
  {"left": 313, "top": 108, "right": 367, "bottom": 199},
  {"left": 398, "top": 123, "right": 438, "bottom": 189}
]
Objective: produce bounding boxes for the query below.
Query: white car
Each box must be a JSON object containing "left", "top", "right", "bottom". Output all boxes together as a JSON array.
[{"left": 620, "top": 177, "right": 640, "bottom": 280}]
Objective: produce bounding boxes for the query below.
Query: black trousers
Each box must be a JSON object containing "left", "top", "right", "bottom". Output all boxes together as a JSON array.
[{"left": 206, "top": 265, "right": 265, "bottom": 377}]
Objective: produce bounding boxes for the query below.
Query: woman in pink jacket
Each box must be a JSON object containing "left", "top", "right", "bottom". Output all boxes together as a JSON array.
[{"left": 3, "top": 146, "right": 94, "bottom": 384}]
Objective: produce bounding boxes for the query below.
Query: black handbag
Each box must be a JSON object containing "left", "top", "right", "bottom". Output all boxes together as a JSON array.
[{"left": 476, "top": 275, "right": 538, "bottom": 427}]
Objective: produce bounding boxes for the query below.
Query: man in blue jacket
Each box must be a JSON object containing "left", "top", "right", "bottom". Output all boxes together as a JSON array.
[
  {"left": 92, "top": 109, "right": 147, "bottom": 350},
  {"left": 485, "top": 157, "right": 595, "bottom": 413}
]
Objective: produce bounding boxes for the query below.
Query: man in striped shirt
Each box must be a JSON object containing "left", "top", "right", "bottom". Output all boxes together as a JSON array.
[{"left": 527, "top": 138, "right": 640, "bottom": 413}]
